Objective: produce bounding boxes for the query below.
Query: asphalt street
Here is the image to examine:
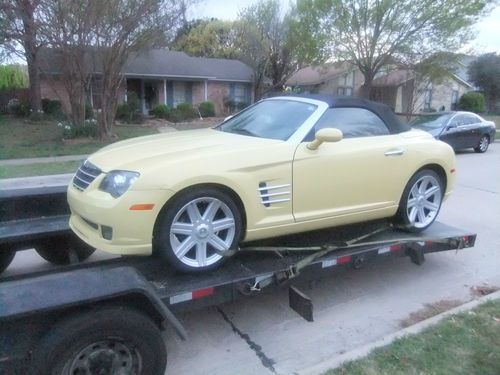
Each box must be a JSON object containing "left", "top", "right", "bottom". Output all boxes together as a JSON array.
[{"left": 4, "top": 142, "right": 500, "bottom": 375}]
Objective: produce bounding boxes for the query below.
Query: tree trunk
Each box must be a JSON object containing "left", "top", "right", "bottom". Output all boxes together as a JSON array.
[
  {"left": 24, "top": 46, "right": 41, "bottom": 112},
  {"left": 360, "top": 72, "right": 375, "bottom": 100}
]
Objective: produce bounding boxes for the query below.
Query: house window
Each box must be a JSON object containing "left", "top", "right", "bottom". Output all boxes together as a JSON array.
[
  {"left": 233, "top": 84, "right": 247, "bottom": 103},
  {"left": 424, "top": 89, "right": 432, "bottom": 110},
  {"left": 451, "top": 90, "right": 459, "bottom": 110},
  {"left": 337, "top": 87, "right": 353, "bottom": 96}
]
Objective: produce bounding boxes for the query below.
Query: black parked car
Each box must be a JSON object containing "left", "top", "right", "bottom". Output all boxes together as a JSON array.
[{"left": 410, "top": 112, "right": 496, "bottom": 153}]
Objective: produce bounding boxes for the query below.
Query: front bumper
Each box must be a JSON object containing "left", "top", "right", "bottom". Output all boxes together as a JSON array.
[{"left": 68, "top": 183, "right": 175, "bottom": 255}]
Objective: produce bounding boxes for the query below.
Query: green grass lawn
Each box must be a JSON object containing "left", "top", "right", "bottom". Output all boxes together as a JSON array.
[
  {"left": 327, "top": 299, "right": 500, "bottom": 375},
  {"left": 0, "top": 160, "right": 82, "bottom": 179},
  {"left": 0, "top": 116, "right": 158, "bottom": 160}
]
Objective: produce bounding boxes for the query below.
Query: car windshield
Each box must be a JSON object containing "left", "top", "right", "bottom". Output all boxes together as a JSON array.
[
  {"left": 216, "top": 99, "right": 318, "bottom": 141},
  {"left": 409, "top": 114, "right": 452, "bottom": 129}
]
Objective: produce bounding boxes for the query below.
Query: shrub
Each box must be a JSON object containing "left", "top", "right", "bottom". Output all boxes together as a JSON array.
[
  {"left": 28, "top": 111, "right": 45, "bottom": 122},
  {"left": 116, "top": 103, "right": 131, "bottom": 121},
  {"left": 59, "top": 118, "right": 98, "bottom": 139},
  {"left": 168, "top": 108, "right": 184, "bottom": 123},
  {"left": 7, "top": 98, "right": 30, "bottom": 117},
  {"left": 458, "top": 92, "right": 485, "bottom": 113},
  {"left": 198, "top": 101, "right": 215, "bottom": 117},
  {"left": 85, "top": 103, "right": 93, "bottom": 119},
  {"left": 152, "top": 104, "right": 171, "bottom": 119},
  {"left": 176, "top": 102, "right": 198, "bottom": 120},
  {"left": 41, "top": 98, "right": 62, "bottom": 115}
]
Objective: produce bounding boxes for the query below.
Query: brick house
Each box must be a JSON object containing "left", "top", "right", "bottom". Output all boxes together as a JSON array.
[
  {"left": 371, "top": 69, "right": 473, "bottom": 113},
  {"left": 40, "top": 49, "right": 254, "bottom": 116},
  {"left": 286, "top": 62, "right": 364, "bottom": 97},
  {"left": 287, "top": 60, "right": 474, "bottom": 114}
]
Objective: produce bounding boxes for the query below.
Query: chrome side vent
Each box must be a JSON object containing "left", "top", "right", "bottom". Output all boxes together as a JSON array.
[
  {"left": 258, "top": 182, "right": 291, "bottom": 207},
  {"left": 73, "top": 160, "right": 102, "bottom": 191}
]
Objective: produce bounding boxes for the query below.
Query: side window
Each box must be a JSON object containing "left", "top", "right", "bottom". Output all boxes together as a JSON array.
[
  {"left": 308, "top": 107, "right": 390, "bottom": 140},
  {"left": 464, "top": 114, "right": 480, "bottom": 124},
  {"left": 454, "top": 115, "right": 469, "bottom": 126}
]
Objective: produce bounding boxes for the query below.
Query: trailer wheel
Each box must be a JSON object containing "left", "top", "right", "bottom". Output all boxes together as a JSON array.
[
  {"left": 35, "top": 235, "right": 96, "bottom": 265},
  {"left": 0, "top": 247, "right": 15, "bottom": 273},
  {"left": 31, "top": 307, "right": 166, "bottom": 375}
]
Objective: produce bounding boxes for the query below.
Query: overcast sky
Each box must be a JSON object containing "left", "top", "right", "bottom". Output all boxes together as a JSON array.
[{"left": 189, "top": 0, "right": 500, "bottom": 54}]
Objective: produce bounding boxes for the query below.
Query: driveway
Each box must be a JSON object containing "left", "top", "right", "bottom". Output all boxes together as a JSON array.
[{"left": 4, "top": 143, "right": 500, "bottom": 375}]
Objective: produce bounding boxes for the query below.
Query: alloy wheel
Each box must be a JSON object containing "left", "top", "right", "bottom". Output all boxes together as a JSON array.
[
  {"left": 406, "top": 175, "right": 442, "bottom": 229},
  {"left": 169, "top": 197, "right": 236, "bottom": 268}
]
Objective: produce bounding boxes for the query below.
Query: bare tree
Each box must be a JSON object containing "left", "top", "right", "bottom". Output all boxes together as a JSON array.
[
  {"left": 237, "top": 0, "right": 298, "bottom": 99},
  {"left": 0, "top": 0, "right": 43, "bottom": 111},
  {"left": 40, "top": 0, "right": 185, "bottom": 138}
]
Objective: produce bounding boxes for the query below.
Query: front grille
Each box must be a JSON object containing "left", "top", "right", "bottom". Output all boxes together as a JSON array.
[{"left": 73, "top": 160, "right": 102, "bottom": 191}]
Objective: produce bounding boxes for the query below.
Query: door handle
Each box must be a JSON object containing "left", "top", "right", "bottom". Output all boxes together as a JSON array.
[{"left": 384, "top": 149, "right": 404, "bottom": 156}]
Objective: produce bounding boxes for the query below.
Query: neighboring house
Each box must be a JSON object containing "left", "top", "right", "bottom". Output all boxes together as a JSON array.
[
  {"left": 39, "top": 49, "right": 254, "bottom": 116},
  {"left": 371, "top": 69, "right": 473, "bottom": 113},
  {"left": 286, "top": 62, "right": 364, "bottom": 97}
]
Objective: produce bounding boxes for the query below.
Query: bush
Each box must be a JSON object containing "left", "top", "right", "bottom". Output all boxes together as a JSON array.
[
  {"left": 85, "top": 103, "right": 93, "bottom": 119},
  {"left": 28, "top": 111, "right": 45, "bottom": 122},
  {"left": 168, "top": 108, "right": 184, "bottom": 123},
  {"left": 176, "top": 102, "right": 198, "bottom": 120},
  {"left": 59, "top": 118, "right": 98, "bottom": 139},
  {"left": 152, "top": 104, "right": 171, "bottom": 119},
  {"left": 198, "top": 101, "right": 215, "bottom": 117},
  {"left": 7, "top": 98, "right": 30, "bottom": 117},
  {"left": 116, "top": 92, "right": 143, "bottom": 123},
  {"left": 41, "top": 98, "right": 62, "bottom": 115},
  {"left": 458, "top": 92, "right": 486, "bottom": 113},
  {"left": 116, "top": 103, "right": 131, "bottom": 121}
]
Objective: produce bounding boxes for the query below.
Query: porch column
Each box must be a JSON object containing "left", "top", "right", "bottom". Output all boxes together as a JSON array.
[
  {"left": 164, "top": 79, "right": 167, "bottom": 105},
  {"left": 204, "top": 80, "right": 208, "bottom": 101},
  {"left": 140, "top": 79, "right": 146, "bottom": 114}
]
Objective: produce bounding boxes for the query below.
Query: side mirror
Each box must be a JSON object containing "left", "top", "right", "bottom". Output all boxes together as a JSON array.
[{"left": 307, "top": 128, "right": 343, "bottom": 150}]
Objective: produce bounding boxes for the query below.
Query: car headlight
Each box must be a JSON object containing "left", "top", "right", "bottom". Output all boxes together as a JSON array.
[{"left": 99, "top": 171, "right": 140, "bottom": 198}]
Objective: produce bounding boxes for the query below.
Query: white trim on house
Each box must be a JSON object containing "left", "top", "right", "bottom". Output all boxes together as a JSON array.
[
  {"left": 163, "top": 79, "right": 167, "bottom": 105},
  {"left": 204, "top": 80, "right": 208, "bottom": 101},
  {"left": 124, "top": 73, "right": 253, "bottom": 83}
]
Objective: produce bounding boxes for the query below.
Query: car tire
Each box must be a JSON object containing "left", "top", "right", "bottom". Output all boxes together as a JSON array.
[
  {"left": 474, "top": 135, "right": 489, "bottom": 153},
  {"left": 155, "top": 187, "right": 242, "bottom": 273},
  {"left": 0, "top": 247, "right": 15, "bottom": 273},
  {"left": 395, "top": 169, "right": 444, "bottom": 232},
  {"left": 30, "top": 306, "right": 166, "bottom": 375},
  {"left": 35, "top": 235, "right": 96, "bottom": 265}
]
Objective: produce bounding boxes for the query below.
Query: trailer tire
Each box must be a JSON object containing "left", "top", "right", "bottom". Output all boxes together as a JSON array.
[
  {"left": 35, "top": 235, "right": 96, "bottom": 265},
  {"left": 31, "top": 306, "right": 166, "bottom": 375},
  {"left": 0, "top": 247, "right": 15, "bottom": 273}
]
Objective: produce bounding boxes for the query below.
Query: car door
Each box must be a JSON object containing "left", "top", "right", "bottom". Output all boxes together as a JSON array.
[
  {"left": 462, "top": 113, "right": 483, "bottom": 148},
  {"left": 439, "top": 115, "right": 465, "bottom": 149},
  {"left": 292, "top": 107, "right": 409, "bottom": 222}
]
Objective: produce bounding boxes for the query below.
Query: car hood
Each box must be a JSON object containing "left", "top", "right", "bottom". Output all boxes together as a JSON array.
[{"left": 88, "top": 128, "right": 282, "bottom": 172}]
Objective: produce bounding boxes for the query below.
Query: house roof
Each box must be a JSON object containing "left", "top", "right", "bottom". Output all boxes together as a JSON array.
[
  {"left": 372, "top": 70, "right": 413, "bottom": 87},
  {"left": 286, "top": 62, "right": 354, "bottom": 86},
  {"left": 124, "top": 50, "right": 254, "bottom": 82},
  {"left": 39, "top": 48, "right": 254, "bottom": 83}
]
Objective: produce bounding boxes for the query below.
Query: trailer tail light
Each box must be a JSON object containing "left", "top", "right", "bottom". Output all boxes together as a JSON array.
[
  {"left": 336, "top": 255, "right": 351, "bottom": 264},
  {"left": 169, "top": 287, "right": 215, "bottom": 304},
  {"left": 390, "top": 244, "right": 402, "bottom": 252}
]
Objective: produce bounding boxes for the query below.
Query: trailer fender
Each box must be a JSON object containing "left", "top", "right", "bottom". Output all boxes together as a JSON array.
[{"left": 0, "top": 266, "right": 187, "bottom": 340}]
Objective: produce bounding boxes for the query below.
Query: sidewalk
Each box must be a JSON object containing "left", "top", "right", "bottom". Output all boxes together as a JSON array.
[
  {"left": 0, "top": 173, "right": 73, "bottom": 190},
  {"left": 0, "top": 154, "right": 88, "bottom": 167}
]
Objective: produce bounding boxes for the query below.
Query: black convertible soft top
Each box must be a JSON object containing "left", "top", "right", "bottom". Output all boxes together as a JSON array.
[{"left": 279, "top": 93, "right": 410, "bottom": 134}]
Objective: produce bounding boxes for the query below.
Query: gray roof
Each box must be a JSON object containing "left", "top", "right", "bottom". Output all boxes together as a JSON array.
[
  {"left": 39, "top": 48, "right": 254, "bottom": 83},
  {"left": 124, "top": 50, "right": 254, "bottom": 82},
  {"left": 286, "top": 62, "right": 355, "bottom": 86}
]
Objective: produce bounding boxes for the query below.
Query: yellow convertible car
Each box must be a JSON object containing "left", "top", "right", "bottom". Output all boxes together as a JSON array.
[{"left": 68, "top": 95, "right": 455, "bottom": 272}]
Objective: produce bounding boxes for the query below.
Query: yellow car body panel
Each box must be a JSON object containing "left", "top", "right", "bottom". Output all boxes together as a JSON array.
[{"left": 67, "top": 100, "right": 455, "bottom": 256}]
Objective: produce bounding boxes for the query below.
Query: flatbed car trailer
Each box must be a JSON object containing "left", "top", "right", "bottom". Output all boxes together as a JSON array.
[{"left": 0, "top": 185, "right": 477, "bottom": 374}]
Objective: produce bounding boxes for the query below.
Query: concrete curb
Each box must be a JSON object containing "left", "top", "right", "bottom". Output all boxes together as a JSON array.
[
  {"left": 0, "top": 154, "right": 87, "bottom": 166},
  {"left": 0, "top": 173, "right": 73, "bottom": 189},
  {"left": 298, "top": 290, "right": 500, "bottom": 375}
]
